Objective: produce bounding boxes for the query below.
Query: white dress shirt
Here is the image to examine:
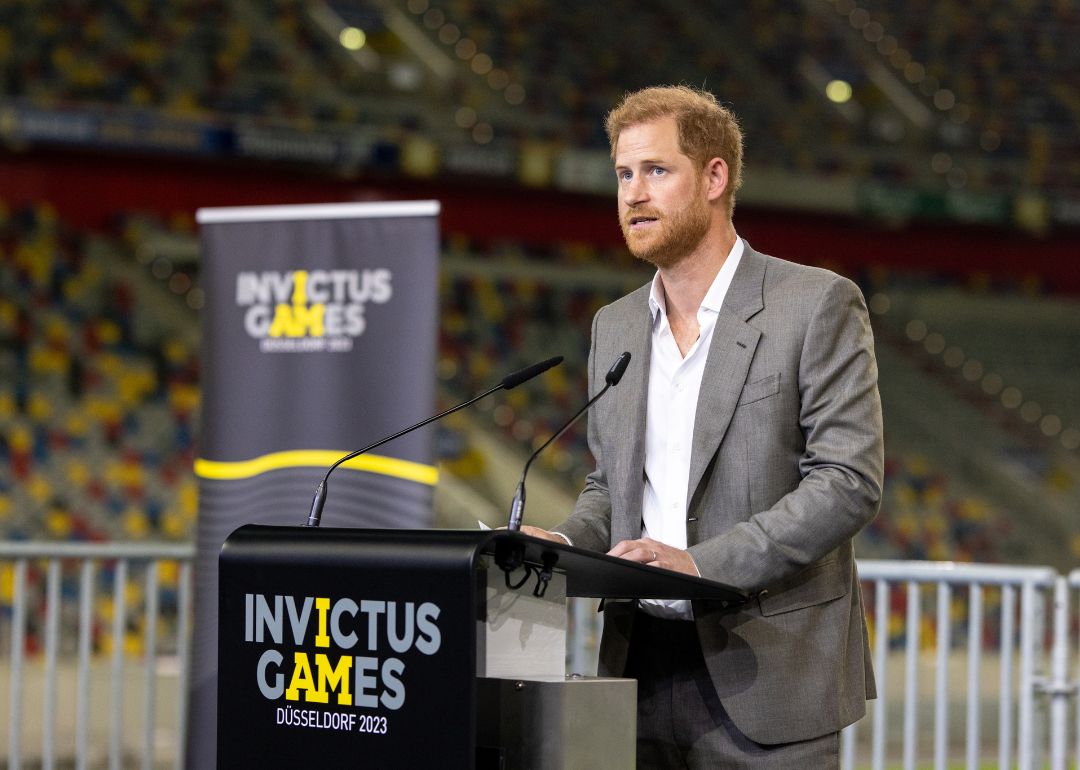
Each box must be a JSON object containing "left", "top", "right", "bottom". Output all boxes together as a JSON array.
[{"left": 639, "top": 237, "right": 744, "bottom": 620}]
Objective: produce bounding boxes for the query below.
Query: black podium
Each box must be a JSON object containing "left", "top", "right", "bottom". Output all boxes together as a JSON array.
[{"left": 217, "top": 525, "right": 746, "bottom": 769}]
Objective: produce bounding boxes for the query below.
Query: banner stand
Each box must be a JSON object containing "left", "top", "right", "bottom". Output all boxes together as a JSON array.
[{"left": 189, "top": 201, "right": 441, "bottom": 768}]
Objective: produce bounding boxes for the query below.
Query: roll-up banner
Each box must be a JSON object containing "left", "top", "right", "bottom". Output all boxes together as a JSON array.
[{"left": 187, "top": 201, "right": 440, "bottom": 769}]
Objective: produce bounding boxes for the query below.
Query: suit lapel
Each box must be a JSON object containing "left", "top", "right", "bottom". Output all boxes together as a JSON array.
[
  {"left": 687, "top": 246, "right": 767, "bottom": 500},
  {"left": 609, "top": 286, "right": 652, "bottom": 541}
]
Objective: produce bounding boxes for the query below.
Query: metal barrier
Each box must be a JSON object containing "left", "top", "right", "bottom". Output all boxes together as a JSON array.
[
  {"left": 0, "top": 542, "right": 195, "bottom": 770},
  {"left": 565, "top": 559, "right": 1080, "bottom": 770},
  {"left": 845, "top": 561, "right": 1061, "bottom": 770},
  {"left": 1065, "top": 569, "right": 1080, "bottom": 770},
  {"left": 3, "top": 547, "right": 1079, "bottom": 770}
]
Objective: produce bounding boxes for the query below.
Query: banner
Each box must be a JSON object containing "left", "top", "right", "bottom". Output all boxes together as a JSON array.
[{"left": 188, "top": 200, "right": 441, "bottom": 769}]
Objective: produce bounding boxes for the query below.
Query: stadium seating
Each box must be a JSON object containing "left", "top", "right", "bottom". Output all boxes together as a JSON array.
[
  {"left": 0, "top": 0, "right": 451, "bottom": 132},
  {"left": 873, "top": 327, "right": 1076, "bottom": 566},
  {"left": 2, "top": 0, "right": 1072, "bottom": 197},
  {"left": 881, "top": 286, "right": 1080, "bottom": 441},
  {"left": 0, "top": 1, "right": 953, "bottom": 185},
  {"left": 0, "top": 202, "right": 200, "bottom": 543},
  {"left": 858, "top": 0, "right": 1079, "bottom": 191},
  {"left": 0, "top": 200, "right": 1069, "bottom": 570}
]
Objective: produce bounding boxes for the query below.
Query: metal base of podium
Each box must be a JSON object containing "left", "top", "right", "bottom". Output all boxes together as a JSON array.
[{"left": 476, "top": 676, "right": 637, "bottom": 770}]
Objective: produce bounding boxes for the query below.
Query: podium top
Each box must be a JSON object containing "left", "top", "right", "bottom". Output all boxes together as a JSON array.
[{"left": 222, "top": 525, "right": 747, "bottom": 603}]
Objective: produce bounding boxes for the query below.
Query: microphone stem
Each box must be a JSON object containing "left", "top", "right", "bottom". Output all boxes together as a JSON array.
[
  {"left": 507, "top": 382, "right": 610, "bottom": 531},
  {"left": 507, "top": 482, "right": 526, "bottom": 532},
  {"left": 306, "top": 481, "right": 327, "bottom": 528},
  {"left": 306, "top": 383, "right": 504, "bottom": 527}
]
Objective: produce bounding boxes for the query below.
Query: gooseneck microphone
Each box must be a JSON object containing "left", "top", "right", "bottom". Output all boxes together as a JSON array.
[
  {"left": 506, "top": 352, "right": 631, "bottom": 532},
  {"left": 304, "top": 355, "right": 564, "bottom": 527}
]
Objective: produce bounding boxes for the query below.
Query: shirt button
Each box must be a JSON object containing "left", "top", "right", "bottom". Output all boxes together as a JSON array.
[
  {"left": 671, "top": 502, "right": 678, "bottom": 509},
  {"left": 676, "top": 383, "right": 684, "bottom": 392},
  {"left": 673, "top": 442, "right": 681, "bottom": 452}
]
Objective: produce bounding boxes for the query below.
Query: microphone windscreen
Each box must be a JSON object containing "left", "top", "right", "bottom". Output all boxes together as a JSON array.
[
  {"left": 502, "top": 355, "right": 564, "bottom": 390},
  {"left": 605, "top": 352, "right": 632, "bottom": 386}
]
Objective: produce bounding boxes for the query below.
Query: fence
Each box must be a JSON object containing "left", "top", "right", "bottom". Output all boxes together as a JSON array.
[
  {"left": 5, "top": 546, "right": 1080, "bottom": 770},
  {"left": 0, "top": 542, "right": 195, "bottom": 770},
  {"left": 569, "top": 559, "right": 1080, "bottom": 770},
  {"left": 842, "top": 561, "right": 1065, "bottom": 770}
]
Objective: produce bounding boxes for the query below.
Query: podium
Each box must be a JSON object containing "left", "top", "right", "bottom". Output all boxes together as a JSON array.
[{"left": 217, "top": 525, "right": 746, "bottom": 769}]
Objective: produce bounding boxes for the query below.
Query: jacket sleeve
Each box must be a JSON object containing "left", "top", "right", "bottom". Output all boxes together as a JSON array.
[
  {"left": 550, "top": 307, "right": 614, "bottom": 553},
  {"left": 687, "top": 276, "right": 884, "bottom": 593}
]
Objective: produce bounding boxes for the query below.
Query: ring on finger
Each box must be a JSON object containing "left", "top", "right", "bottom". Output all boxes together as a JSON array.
[{"left": 651, "top": 550, "right": 657, "bottom": 562}]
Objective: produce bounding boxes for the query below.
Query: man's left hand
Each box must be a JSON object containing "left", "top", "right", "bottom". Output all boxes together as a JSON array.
[{"left": 608, "top": 537, "right": 699, "bottom": 577}]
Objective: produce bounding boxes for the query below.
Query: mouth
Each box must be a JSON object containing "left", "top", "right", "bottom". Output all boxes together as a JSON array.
[{"left": 627, "top": 215, "right": 659, "bottom": 229}]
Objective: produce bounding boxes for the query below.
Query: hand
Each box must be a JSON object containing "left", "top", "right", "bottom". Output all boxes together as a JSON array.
[
  {"left": 497, "top": 525, "right": 566, "bottom": 544},
  {"left": 607, "top": 537, "right": 698, "bottom": 576}
]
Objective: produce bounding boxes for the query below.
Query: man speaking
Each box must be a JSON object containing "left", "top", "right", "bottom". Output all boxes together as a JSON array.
[{"left": 520, "top": 86, "right": 883, "bottom": 768}]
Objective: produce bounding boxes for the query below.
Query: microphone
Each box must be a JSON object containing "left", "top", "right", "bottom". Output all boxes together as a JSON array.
[
  {"left": 506, "top": 352, "right": 630, "bottom": 532},
  {"left": 305, "top": 355, "right": 564, "bottom": 527}
]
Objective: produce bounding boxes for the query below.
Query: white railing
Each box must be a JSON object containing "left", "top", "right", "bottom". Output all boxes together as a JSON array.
[
  {"left": 3, "top": 547, "right": 1079, "bottom": 770},
  {"left": 845, "top": 561, "right": 1061, "bottom": 770},
  {"left": 0, "top": 542, "right": 195, "bottom": 770},
  {"left": 1065, "top": 569, "right": 1080, "bottom": 770},
  {"left": 565, "top": 559, "right": 1080, "bottom": 770}
]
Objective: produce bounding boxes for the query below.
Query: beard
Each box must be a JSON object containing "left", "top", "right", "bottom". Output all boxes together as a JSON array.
[{"left": 620, "top": 187, "right": 711, "bottom": 270}]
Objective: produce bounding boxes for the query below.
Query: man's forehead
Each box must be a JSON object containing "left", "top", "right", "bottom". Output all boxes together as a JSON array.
[{"left": 614, "top": 117, "right": 684, "bottom": 163}]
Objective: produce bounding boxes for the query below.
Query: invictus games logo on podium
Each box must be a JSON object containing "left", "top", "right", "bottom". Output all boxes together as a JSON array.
[
  {"left": 235, "top": 268, "right": 393, "bottom": 353},
  {"left": 242, "top": 593, "right": 443, "bottom": 734}
]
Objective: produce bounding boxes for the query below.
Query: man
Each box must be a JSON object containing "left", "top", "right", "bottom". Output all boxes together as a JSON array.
[{"left": 520, "top": 86, "right": 883, "bottom": 768}]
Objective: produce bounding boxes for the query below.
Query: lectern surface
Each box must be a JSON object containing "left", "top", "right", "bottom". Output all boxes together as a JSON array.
[
  {"left": 221, "top": 524, "right": 746, "bottom": 602},
  {"left": 483, "top": 528, "right": 747, "bottom": 602}
]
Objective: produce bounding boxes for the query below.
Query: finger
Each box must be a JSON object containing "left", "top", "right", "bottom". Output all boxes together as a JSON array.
[
  {"left": 655, "top": 551, "right": 696, "bottom": 576},
  {"left": 631, "top": 538, "right": 663, "bottom": 561},
  {"left": 618, "top": 546, "right": 656, "bottom": 564},
  {"left": 607, "top": 540, "right": 639, "bottom": 557}
]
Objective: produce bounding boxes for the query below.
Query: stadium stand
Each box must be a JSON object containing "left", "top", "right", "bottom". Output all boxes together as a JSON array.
[
  {"left": 1, "top": 194, "right": 1074, "bottom": 571},
  {"left": 880, "top": 286, "right": 1080, "bottom": 446},
  {"left": 858, "top": 0, "right": 1080, "bottom": 192},
  {"left": 870, "top": 301, "right": 1079, "bottom": 567},
  {"left": 0, "top": 0, "right": 463, "bottom": 148},
  {"left": 0, "top": 202, "right": 201, "bottom": 544},
  {"left": 0, "top": 0, "right": 382, "bottom": 116},
  {"left": 5, "top": 0, "right": 1073, "bottom": 211}
]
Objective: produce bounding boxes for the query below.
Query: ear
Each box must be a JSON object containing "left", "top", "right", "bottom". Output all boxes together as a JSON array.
[{"left": 703, "top": 157, "right": 729, "bottom": 203}]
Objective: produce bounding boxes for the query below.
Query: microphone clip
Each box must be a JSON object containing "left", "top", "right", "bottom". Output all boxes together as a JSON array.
[
  {"left": 494, "top": 537, "right": 525, "bottom": 576},
  {"left": 493, "top": 538, "right": 560, "bottom": 598},
  {"left": 533, "top": 552, "right": 559, "bottom": 598}
]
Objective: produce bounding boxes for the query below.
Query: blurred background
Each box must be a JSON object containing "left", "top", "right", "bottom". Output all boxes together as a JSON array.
[{"left": 0, "top": 0, "right": 1078, "bottom": 766}]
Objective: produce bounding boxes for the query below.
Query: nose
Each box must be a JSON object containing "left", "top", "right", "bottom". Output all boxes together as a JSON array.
[{"left": 622, "top": 173, "right": 648, "bottom": 209}]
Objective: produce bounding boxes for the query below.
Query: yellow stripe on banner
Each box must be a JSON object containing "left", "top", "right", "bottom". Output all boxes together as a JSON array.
[{"left": 193, "top": 450, "right": 439, "bottom": 486}]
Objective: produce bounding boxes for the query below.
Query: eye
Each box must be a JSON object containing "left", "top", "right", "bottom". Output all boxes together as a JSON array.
[
  {"left": 651, "top": 167, "right": 666, "bottom": 176},
  {"left": 619, "top": 170, "right": 633, "bottom": 181}
]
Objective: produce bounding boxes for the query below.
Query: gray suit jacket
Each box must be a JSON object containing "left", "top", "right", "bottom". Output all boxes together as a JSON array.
[{"left": 552, "top": 244, "right": 883, "bottom": 745}]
